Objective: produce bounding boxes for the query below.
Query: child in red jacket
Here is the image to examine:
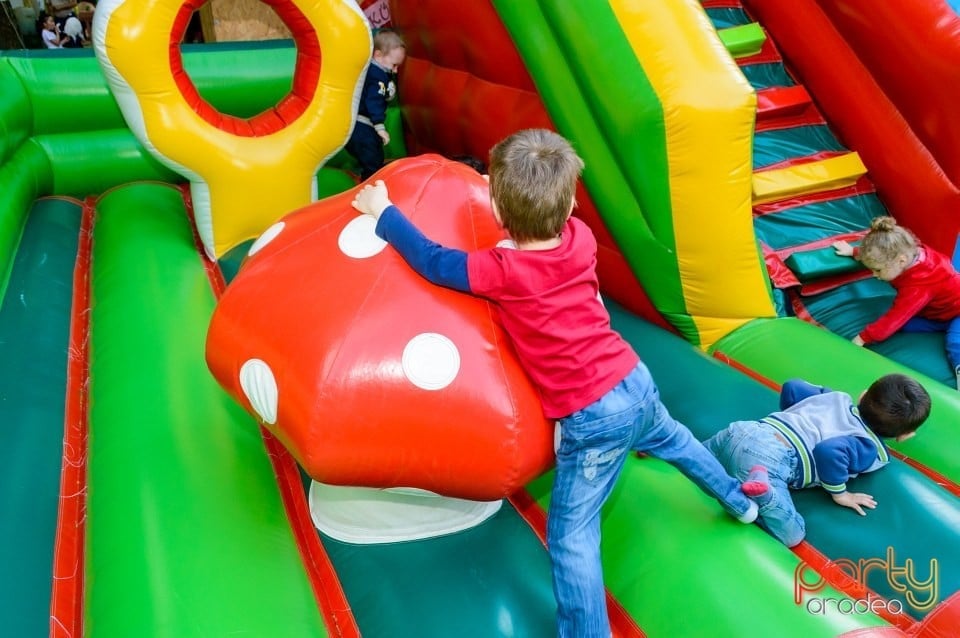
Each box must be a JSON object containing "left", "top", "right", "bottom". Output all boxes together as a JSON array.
[{"left": 834, "top": 216, "right": 960, "bottom": 388}]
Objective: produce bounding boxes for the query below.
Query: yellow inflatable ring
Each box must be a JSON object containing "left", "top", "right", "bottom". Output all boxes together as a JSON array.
[{"left": 93, "top": 0, "right": 370, "bottom": 257}]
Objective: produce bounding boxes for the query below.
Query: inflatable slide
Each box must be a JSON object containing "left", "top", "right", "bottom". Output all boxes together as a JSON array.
[{"left": 2, "top": 0, "right": 960, "bottom": 636}]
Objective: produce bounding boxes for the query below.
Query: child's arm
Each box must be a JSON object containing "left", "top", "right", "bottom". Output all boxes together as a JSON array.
[
  {"left": 858, "top": 288, "right": 931, "bottom": 344},
  {"left": 834, "top": 240, "right": 932, "bottom": 344},
  {"left": 830, "top": 491, "right": 877, "bottom": 516},
  {"left": 359, "top": 70, "right": 391, "bottom": 144},
  {"left": 812, "top": 436, "right": 879, "bottom": 515},
  {"left": 779, "top": 379, "right": 829, "bottom": 410},
  {"left": 833, "top": 239, "right": 928, "bottom": 345},
  {"left": 353, "top": 181, "right": 471, "bottom": 292}
]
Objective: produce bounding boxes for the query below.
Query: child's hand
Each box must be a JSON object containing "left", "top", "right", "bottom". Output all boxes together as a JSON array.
[
  {"left": 352, "top": 180, "right": 393, "bottom": 219},
  {"left": 833, "top": 240, "right": 855, "bottom": 257},
  {"left": 377, "top": 129, "right": 390, "bottom": 146},
  {"left": 852, "top": 335, "right": 865, "bottom": 347},
  {"left": 831, "top": 491, "right": 876, "bottom": 516}
]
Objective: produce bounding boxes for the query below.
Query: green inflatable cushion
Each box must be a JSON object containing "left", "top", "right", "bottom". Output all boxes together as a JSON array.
[{"left": 784, "top": 244, "right": 864, "bottom": 283}]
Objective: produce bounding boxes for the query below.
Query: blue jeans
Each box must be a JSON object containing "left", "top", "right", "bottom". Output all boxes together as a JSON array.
[
  {"left": 902, "top": 316, "right": 960, "bottom": 371},
  {"left": 548, "top": 362, "right": 756, "bottom": 638},
  {"left": 704, "top": 421, "right": 805, "bottom": 547}
]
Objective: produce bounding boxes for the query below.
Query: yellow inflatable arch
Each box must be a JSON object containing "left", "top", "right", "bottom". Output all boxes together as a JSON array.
[{"left": 92, "top": 0, "right": 370, "bottom": 258}]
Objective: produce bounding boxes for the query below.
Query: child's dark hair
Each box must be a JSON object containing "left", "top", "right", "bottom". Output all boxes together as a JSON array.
[
  {"left": 450, "top": 154, "right": 486, "bottom": 174},
  {"left": 858, "top": 373, "right": 931, "bottom": 437},
  {"left": 488, "top": 129, "right": 584, "bottom": 243}
]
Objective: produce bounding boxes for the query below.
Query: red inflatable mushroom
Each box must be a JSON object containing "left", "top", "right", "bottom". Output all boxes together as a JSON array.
[{"left": 206, "top": 155, "right": 554, "bottom": 501}]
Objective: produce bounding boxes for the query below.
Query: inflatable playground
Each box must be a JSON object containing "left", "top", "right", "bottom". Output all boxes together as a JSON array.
[{"left": 4, "top": 0, "right": 960, "bottom": 636}]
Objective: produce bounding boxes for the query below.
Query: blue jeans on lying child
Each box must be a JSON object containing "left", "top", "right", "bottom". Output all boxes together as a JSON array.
[
  {"left": 704, "top": 420, "right": 805, "bottom": 547},
  {"left": 901, "top": 316, "right": 960, "bottom": 372},
  {"left": 548, "top": 361, "right": 757, "bottom": 638}
]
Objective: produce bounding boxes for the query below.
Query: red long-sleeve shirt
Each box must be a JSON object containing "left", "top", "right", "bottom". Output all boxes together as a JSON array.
[{"left": 859, "top": 246, "right": 960, "bottom": 343}]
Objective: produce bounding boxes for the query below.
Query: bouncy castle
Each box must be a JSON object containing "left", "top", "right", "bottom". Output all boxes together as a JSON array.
[{"left": 3, "top": 1, "right": 960, "bottom": 636}]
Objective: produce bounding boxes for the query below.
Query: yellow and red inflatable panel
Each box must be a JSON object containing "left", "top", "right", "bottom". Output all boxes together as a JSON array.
[
  {"left": 92, "top": 0, "right": 370, "bottom": 258},
  {"left": 206, "top": 156, "right": 555, "bottom": 501}
]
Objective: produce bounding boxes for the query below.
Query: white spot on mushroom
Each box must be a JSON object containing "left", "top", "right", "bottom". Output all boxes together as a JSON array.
[
  {"left": 401, "top": 333, "right": 460, "bottom": 391},
  {"left": 339, "top": 215, "right": 387, "bottom": 258},
  {"left": 248, "top": 222, "right": 285, "bottom": 256},
  {"left": 239, "top": 358, "right": 278, "bottom": 424}
]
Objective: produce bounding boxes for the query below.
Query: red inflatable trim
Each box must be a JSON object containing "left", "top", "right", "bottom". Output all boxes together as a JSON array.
[
  {"left": 49, "top": 199, "right": 94, "bottom": 638},
  {"left": 754, "top": 176, "right": 876, "bottom": 218},
  {"left": 756, "top": 85, "right": 812, "bottom": 121},
  {"left": 169, "top": 0, "right": 321, "bottom": 136},
  {"left": 817, "top": 0, "right": 960, "bottom": 187},
  {"left": 910, "top": 588, "right": 960, "bottom": 637}
]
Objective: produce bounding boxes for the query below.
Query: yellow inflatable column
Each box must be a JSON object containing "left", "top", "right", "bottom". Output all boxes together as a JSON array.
[
  {"left": 93, "top": 0, "right": 370, "bottom": 258},
  {"left": 610, "top": 0, "right": 777, "bottom": 347}
]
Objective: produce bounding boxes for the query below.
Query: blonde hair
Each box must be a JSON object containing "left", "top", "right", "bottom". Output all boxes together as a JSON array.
[
  {"left": 859, "top": 216, "right": 918, "bottom": 268},
  {"left": 488, "top": 129, "right": 584, "bottom": 243},
  {"left": 373, "top": 29, "right": 405, "bottom": 55}
]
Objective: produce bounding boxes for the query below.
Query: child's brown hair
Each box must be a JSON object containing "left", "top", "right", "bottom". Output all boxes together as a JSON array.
[{"left": 487, "top": 129, "right": 584, "bottom": 243}]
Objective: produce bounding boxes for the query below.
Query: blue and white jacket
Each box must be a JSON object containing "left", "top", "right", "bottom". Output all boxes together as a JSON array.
[
  {"left": 761, "top": 380, "right": 889, "bottom": 493},
  {"left": 355, "top": 60, "right": 397, "bottom": 134}
]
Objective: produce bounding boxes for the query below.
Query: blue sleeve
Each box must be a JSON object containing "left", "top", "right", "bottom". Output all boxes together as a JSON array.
[
  {"left": 375, "top": 206, "right": 471, "bottom": 292},
  {"left": 779, "top": 379, "right": 830, "bottom": 410},
  {"left": 812, "top": 436, "right": 879, "bottom": 494}
]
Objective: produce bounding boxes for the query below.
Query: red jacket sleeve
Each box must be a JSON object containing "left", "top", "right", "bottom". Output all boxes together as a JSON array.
[{"left": 859, "top": 286, "right": 932, "bottom": 343}]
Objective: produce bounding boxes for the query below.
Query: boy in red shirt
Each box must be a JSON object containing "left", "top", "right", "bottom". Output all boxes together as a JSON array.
[{"left": 353, "top": 129, "right": 760, "bottom": 638}]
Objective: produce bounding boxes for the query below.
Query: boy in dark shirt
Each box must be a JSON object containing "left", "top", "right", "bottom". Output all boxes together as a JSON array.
[{"left": 345, "top": 29, "right": 406, "bottom": 180}]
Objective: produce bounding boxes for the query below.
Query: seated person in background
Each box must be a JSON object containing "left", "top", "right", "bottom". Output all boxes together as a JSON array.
[
  {"left": 705, "top": 374, "right": 930, "bottom": 547},
  {"left": 40, "top": 14, "right": 70, "bottom": 48},
  {"left": 834, "top": 215, "right": 960, "bottom": 389},
  {"left": 62, "top": 15, "right": 85, "bottom": 47}
]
